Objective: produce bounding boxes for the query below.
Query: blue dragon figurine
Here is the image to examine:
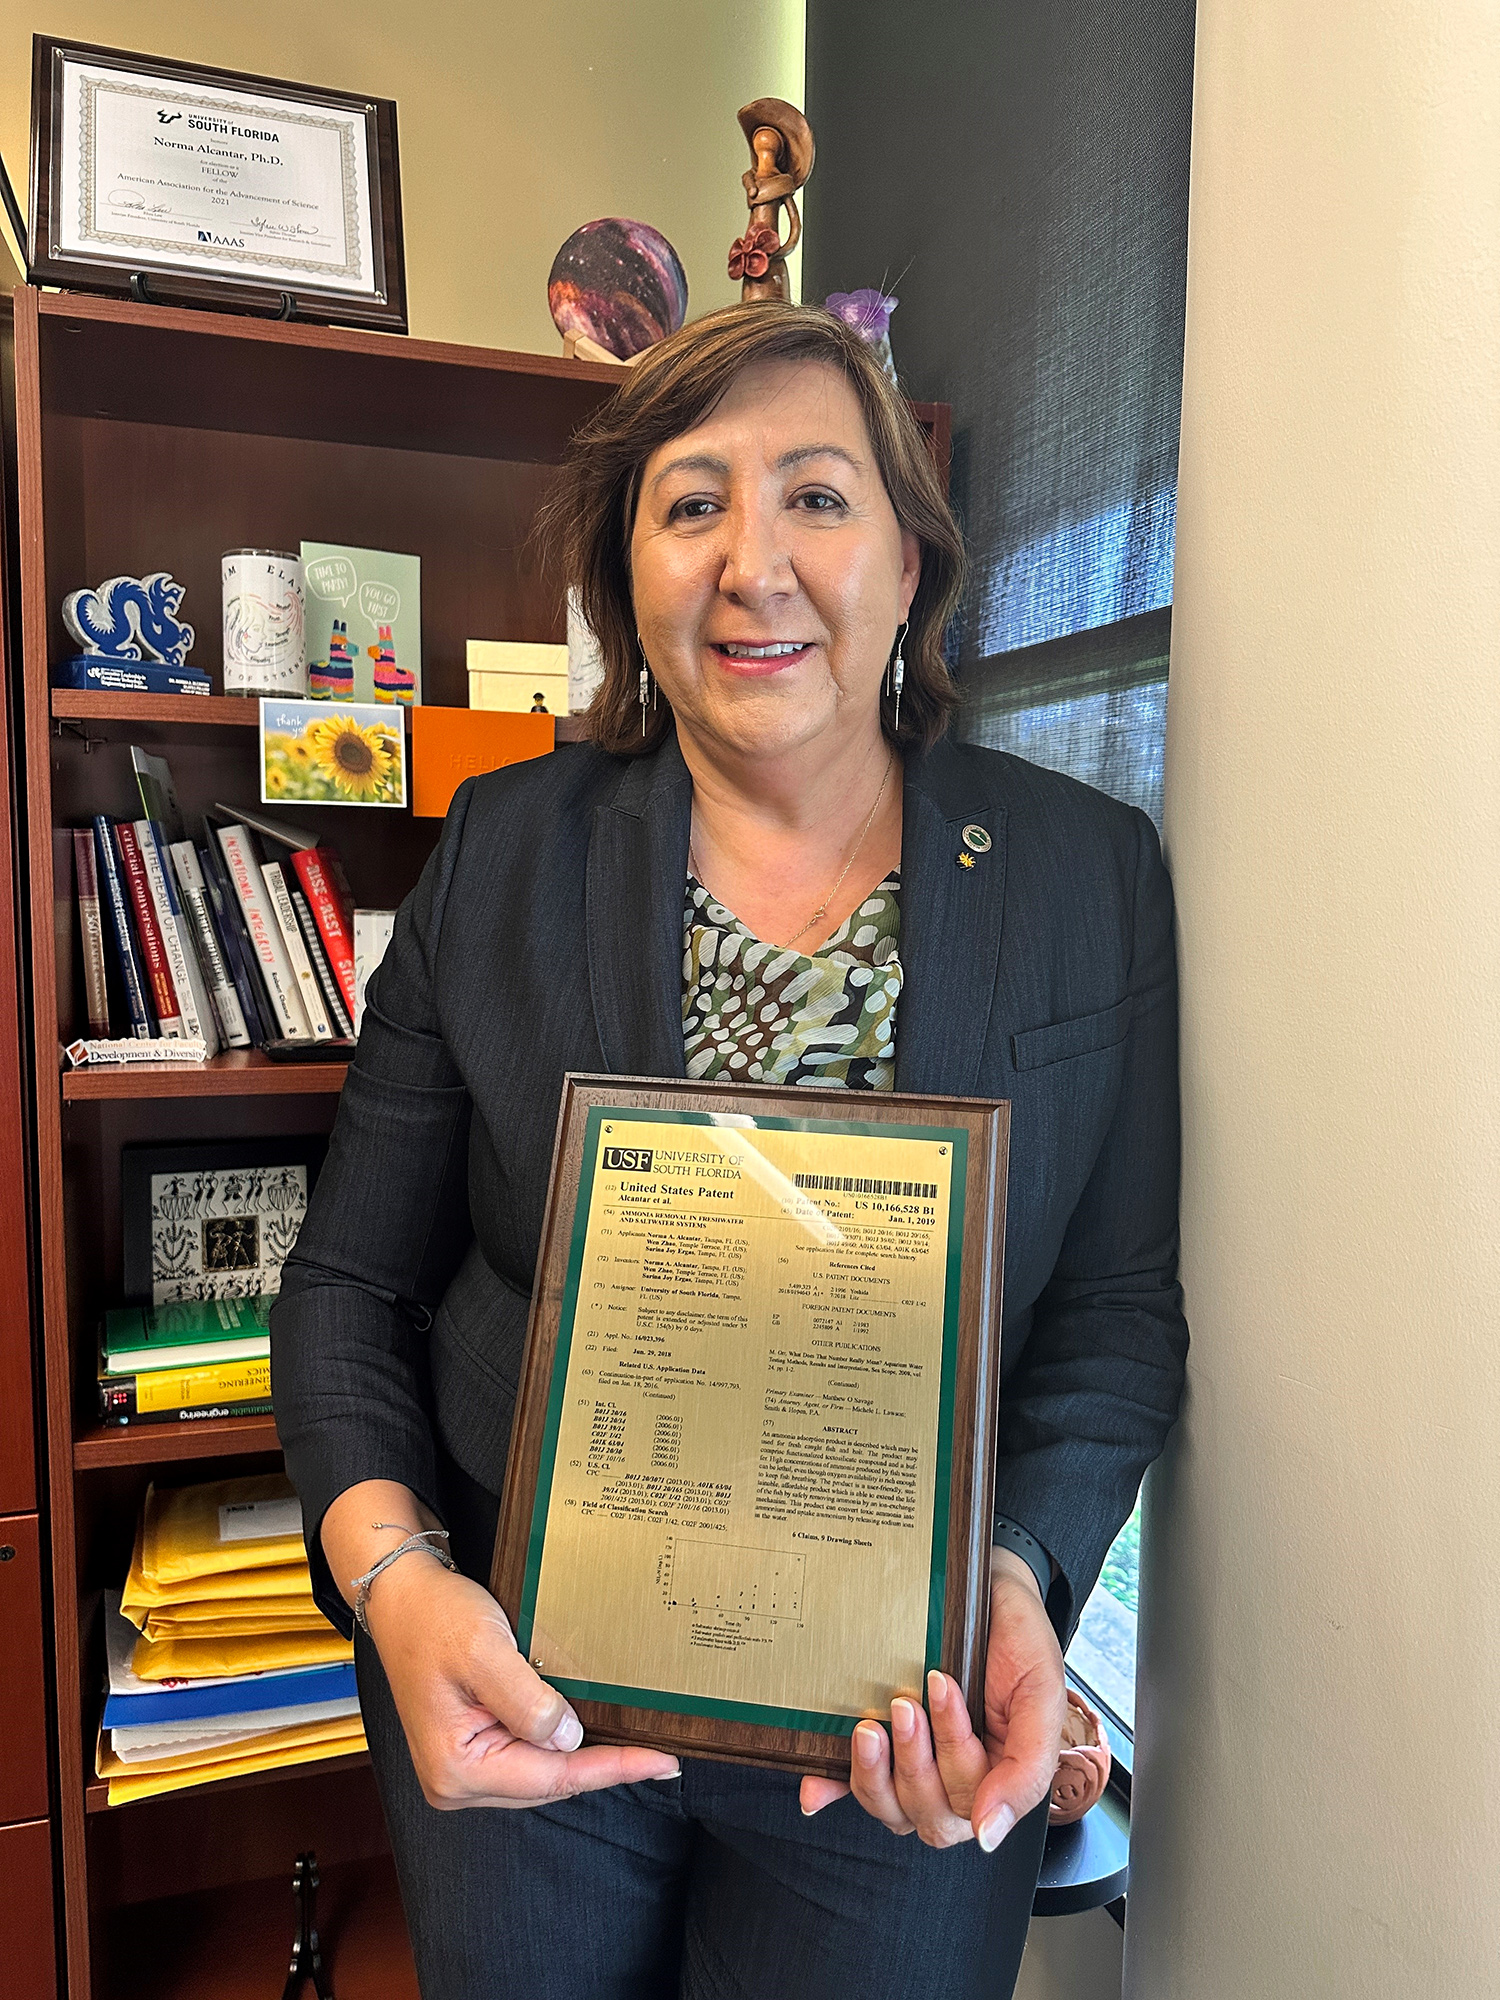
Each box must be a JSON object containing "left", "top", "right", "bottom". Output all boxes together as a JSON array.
[{"left": 62, "top": 573, "right": 196, "bottom": 669}]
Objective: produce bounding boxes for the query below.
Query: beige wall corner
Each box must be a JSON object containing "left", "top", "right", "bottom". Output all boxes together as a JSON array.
[
  {"left": 1016, "top": 1909, "right": 1123, "bottom": 2000},
  {"left": 1127, "top": 0, "right": 1500, "bottom": 1995},
  {"left": 0, "top": 0, "right": 805, "bottom": 348}
]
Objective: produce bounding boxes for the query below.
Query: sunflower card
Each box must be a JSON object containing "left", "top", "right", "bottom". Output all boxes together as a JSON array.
[{"left": 259, "top": 699, "right": 407, "bottom": 810}]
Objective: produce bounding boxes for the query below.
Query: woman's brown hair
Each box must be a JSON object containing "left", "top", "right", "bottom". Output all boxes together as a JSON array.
[{"left": 541, "top": 301, "right": 967, "bottom": 756}]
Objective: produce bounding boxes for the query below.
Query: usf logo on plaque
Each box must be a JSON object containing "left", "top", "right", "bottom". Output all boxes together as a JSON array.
[{"left": 492, "top": 1076, "right": 1009, "bottom": 1774}]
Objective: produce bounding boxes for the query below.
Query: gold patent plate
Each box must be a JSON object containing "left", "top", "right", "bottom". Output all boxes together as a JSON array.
[{"left": 492, "top": 1075, "right": 1009, "bottom": 1776}]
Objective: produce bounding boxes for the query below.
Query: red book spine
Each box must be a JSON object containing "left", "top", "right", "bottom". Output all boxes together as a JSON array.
[
  {"left": 292, "top": 847, "right": 357, "bottom": 1018},
  {"left": 113, "top": 822, "right": 181, "bottom": 1034}
]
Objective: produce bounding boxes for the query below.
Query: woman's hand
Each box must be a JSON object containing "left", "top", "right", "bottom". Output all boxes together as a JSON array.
[
  {"left": 364, "top": 1548, "right": 681, "bottom": 1808},
  {"left": 322, "top": 1479, "right": 678, "bottom": 1810},
  {"left": 799, "top": 1548, "right": 1067, "bottom": 1848}
]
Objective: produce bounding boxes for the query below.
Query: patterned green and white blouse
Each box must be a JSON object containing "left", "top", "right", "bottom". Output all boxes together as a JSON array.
[{"left": 682, "top": 873, "right": 901, "bottom": 1090}]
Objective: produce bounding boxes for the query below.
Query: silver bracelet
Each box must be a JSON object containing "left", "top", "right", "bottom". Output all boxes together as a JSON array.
[{"left": 350, "top": 1526, "right": 456, "bottom": 1634}]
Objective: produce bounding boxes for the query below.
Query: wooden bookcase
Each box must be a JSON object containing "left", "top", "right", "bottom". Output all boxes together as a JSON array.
[
  {"left": 10, "top": 286, "right": 625, "bottom": 2000},
  {"left": 12, "top": 285, "right": 952, "bottom": 1997},
  {"left": 0, "top": 288, "right": 62, "bottom": 2000}
]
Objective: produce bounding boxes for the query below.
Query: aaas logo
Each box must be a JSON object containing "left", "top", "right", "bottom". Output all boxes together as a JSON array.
[
  {"left": 197, "top": 229, "right": 246, "bottom": 248},
  {"left": 601, "top": 1146, "right": 654, "bottom": 1173}
]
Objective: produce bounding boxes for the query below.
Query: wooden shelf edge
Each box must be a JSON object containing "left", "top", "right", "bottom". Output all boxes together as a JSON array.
[
  {"left": 52, "top": 689, "right": 260, "bottom": 727},
  {"left": 85, "top": 1748, "right": 370, "bottom": 1814},
  {"left": 62, "top": 1049, "right": 348, "bottom": 1099},
  {"left": 53, "top": 689, "right": 585, "bottom": 738},
  {"left": 74, "top": 1412, "right": 281, "bottom": 1469},
  {"left": 37, "top": 282, "right": 627, "bottom": 387}
]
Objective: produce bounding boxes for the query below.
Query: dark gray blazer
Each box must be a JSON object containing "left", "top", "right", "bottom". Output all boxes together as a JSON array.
[{"left": 273, "top": 731, "right": 1186, "bottom": 1642}]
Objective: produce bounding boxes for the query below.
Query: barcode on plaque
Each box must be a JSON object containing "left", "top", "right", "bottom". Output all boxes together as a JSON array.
[{"left": 792, "top": 1175, "right": 939, "bottom": 1199}]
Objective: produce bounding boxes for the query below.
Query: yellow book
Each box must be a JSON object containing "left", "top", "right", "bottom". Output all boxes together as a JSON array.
[
  {"left": 130, "top": 1625, "right": 353, "bottom": 1681},
  {"left": 99, "top": 1715, "right": 367, "bottom": 1805},
  {"left": 116, "top": 1356, "right": 271, "bottom": 1414},
  {"left": 141, "top": 1473, "right": 307, "bottom": 1586}
]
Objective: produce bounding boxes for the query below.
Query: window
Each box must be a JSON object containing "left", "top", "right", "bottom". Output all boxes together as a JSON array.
[{"left": 1067, "top": 1498, "right": 1141, "bottom": 1735}]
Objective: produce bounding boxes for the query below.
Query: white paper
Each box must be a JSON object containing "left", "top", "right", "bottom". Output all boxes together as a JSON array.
[
  {"left": 218, "top": 1495, "right": 304, "bottom": 1543},
  {"left": 55, "top": 58, "right": 377, "bottom": 295},
  {"left": 352, "top": 909, "right": 396, "bottom": 1037},
  {"left": 109, "top": 1696, "right": 360, "bottom": 1761}
]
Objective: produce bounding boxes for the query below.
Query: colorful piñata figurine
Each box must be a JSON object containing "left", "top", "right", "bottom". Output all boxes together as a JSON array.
[
  {"left": 369, "top": 624, "right": 415, "bottom": 704},
  {"left": 310, "top": 620, "right": 356, "bottom": 698}
]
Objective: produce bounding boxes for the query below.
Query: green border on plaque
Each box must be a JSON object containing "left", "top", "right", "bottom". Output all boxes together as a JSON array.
[{"left": 517, "top": 1105, "right": 969, "bottom": 1736}]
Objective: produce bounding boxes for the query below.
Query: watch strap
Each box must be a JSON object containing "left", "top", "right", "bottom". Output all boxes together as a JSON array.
[{"left": 992, "top": 1515, "right": 1052, "bottom": 1602}]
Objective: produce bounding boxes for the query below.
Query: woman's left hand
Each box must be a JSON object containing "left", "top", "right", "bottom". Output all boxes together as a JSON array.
[{"left": 799, "top": 1549, "right": 1067, "bottom": 1849}]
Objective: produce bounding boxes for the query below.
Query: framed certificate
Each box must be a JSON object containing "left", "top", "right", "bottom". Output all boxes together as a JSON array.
[
  {"left": 491, "top": 1076, "right": 1010, "bottom": 1776},
  {"left": 28, "top": 37, "right": 406, "bottom": 330}
]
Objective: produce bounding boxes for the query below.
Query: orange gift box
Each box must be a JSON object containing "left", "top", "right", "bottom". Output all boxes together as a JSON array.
[{"left": 410, "top": 706, "right": 554, "bottom": 819}]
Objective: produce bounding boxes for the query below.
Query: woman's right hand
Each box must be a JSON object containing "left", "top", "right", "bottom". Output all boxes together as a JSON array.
[
  {"left": 363, "top": 1547, "right": 680, "bottom": 1808},
  {"left": 322, "top": 1479, "right": 678, "bottom": 1809}
]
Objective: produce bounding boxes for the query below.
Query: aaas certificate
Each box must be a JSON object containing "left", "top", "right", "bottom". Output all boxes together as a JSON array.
[
  {"left": 54, "top": 59, "right": 375, "bottom": 293},
  {"left": 518, "top": 1107, "right": 967, "bottom": 1733}
]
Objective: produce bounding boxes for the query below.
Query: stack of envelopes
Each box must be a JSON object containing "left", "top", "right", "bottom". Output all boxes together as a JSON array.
[{"left": 97, "top": 1472, "right": 363, "bottom": 1804}]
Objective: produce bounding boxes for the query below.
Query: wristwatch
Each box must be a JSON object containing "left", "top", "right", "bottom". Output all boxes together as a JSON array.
[{"left": 992, "top": 1515, "right": 1052, "bottom": 1602}]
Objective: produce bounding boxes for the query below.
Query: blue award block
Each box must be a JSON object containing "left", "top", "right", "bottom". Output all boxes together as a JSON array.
[{"left": 53, "top": 657, "right": 213, "bottom": 696}]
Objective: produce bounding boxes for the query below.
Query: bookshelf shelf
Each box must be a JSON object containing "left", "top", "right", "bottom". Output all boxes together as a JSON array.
[
  {"left": 53, "top": 688, "right": 590, "bottom": 741},
  {"left": 61, "top": 1049, "right": 349, "bottom": 1101},
  {"left": 74, "top": 1412, "right": 280, "bottom": 1471},
  {"left": 100, "top": 1851, "right": 416, "bottom": 1999},
  {"left": 84, "top": 1749, "right": 371, "bottom": 1815},
  {"left": 53, "top": 691, "right": 262, "bottom": 729}
]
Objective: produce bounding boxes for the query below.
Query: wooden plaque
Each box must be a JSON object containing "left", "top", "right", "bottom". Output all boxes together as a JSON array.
[{"left": 492, "top": 1074, "right": 1009, "bottom": 1777}]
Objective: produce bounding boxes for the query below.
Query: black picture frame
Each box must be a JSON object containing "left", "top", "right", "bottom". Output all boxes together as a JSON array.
[
  {"left": 121, "top": 1135, "right": 326, "bottom": 1304},
  {"left": 29, "top": 36, "right": 406, "bottom": 331}
]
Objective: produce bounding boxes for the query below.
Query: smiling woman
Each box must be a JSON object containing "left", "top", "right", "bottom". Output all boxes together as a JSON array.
[
  {"left": 273, "top": 298, "right": 1186, "bottom": 2000},
  {"left": 546, "top": 302, "right": 965, "bottom": 759}
]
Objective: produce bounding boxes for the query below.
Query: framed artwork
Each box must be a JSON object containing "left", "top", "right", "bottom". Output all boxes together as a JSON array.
[
  {"left": 122, "top": 1136, "right": 326, "bottom": 1304},
  {"left": 28, "top": 36, "right": 406, "bottom": 330}
]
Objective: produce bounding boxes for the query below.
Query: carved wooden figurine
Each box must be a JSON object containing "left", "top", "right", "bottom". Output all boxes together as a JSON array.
[
  {"left": 729, "top": 98, "right": 815, "bottom": 302},
  {"left": 1048, "top": 1684, "right": 1113, "bottom": 1825}
]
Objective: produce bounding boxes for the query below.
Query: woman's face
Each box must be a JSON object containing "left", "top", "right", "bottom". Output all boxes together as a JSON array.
[{"left": 629, "top": 358, "right": 921, "bottom": 763}]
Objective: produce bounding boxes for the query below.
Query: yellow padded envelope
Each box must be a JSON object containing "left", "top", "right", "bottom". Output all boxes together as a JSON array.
[
  {"left": 142, "top": 1611, "right": 333, "bottom": 1642},
  {"left": 137, "top": 1590, "right": 321, "bottom": 1625},
  {"left": 140, "top": 1474, "right": 307, "bottom": 1586},
  {"left": 121, "top": 1548, "right": 314, "bottom": 1618},
  {"left": 130, "top": 1625, "right": 353, "bottom": 1680},
  {"left": 98, "top": 1714, "right": 367, "bottom": 1805}
]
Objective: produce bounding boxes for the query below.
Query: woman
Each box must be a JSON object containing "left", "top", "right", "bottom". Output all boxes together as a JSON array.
[{"left": 273, "top": 301, "right": 1187, "bottom": 1999}]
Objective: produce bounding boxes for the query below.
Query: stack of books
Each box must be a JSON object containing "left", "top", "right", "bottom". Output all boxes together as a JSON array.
[
  {"left": 98, "top": 1293, "right": 274, "bottom": 1428},
  {"left": 97, "top": 1474, "right": 362, "bottom": 1805},
  {"left": 67, "top": 746, "right": 372, "bottom": 1050}
]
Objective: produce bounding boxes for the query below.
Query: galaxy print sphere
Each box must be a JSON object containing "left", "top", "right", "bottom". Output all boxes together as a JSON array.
[{"left": 548, "top": 219, "right": 688, "bottom": 359}]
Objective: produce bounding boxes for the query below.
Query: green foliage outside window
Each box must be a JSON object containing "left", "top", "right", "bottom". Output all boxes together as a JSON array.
[{"left": 1100, "top": 1498, "right": 1141, "bottom": 1615}]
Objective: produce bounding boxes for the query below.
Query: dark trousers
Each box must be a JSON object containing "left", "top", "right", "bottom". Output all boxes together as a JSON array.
[{"left": 358, "top": 1449, "right": 1047, "bottom": 1999}]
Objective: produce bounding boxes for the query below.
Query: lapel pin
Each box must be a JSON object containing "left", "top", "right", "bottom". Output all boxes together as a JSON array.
[
  {"left": 957, "top": 851, "right": 976, "bottom": 869},
  {"left": 962, "top": 824, "right": 992, "bottom": 854}
]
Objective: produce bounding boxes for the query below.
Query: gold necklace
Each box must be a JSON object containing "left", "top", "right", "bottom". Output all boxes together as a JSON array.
[{"left": 689, "top": 754, "right": 896, "bottom": 951}]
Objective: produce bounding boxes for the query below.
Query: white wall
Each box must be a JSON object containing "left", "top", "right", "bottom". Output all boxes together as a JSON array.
[{"left": 1126, "top": 0, "right": 1500, "bottom": 1994}]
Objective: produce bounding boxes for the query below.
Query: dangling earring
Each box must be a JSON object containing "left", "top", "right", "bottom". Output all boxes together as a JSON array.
[
  {"left": 637, "top": 634, "right": 651, "bottom": 737},
  {"left": 890, "top": 621, "right": 908, "bottom": 730}
]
